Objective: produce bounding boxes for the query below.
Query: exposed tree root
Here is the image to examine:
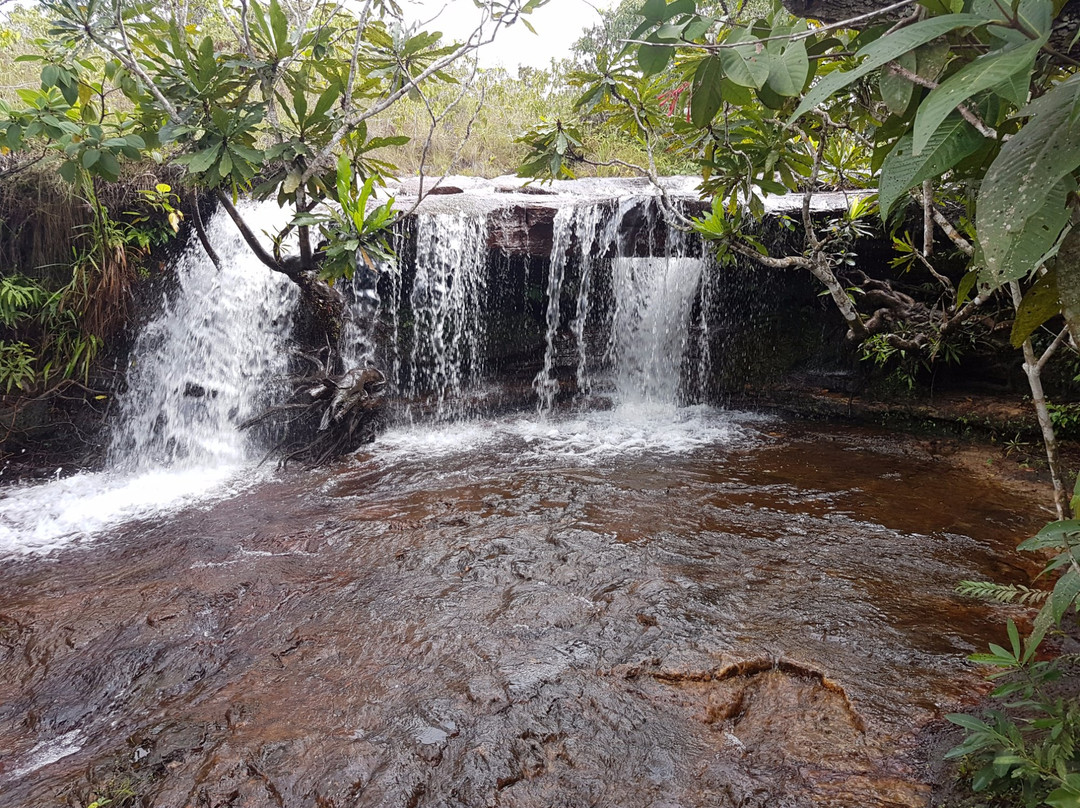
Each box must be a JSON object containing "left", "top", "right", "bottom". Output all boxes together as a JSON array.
[{"left": 241, "top": 347, "right": 387, "bottom": 469}]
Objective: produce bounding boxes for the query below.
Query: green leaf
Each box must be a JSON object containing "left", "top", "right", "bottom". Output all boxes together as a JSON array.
[
  {"left": 82, "top": 148, "right": 100, "bottom": 169},
  {"left": 1046, "top": 787, "right": 1080, "bottom": 808},
  {"left": 269, "top": 0, "right": 289, "bottom": 53},
  {"left": 766, "top": 38, "right": 809, "bottom": 97},
  {"left": 878, "top": 115, "right": 983, "bottom": 221},
  {"left": 96, "top": 150, "right": 120, "bottom": 181},
  {"left": 638, "top": 42, "right": 672, "bottom": 76},
  {"left": 1007, "top": 618, "right": 1021, "bottom": 658},
  {"left": 1051, "top": 568, "right": 1080, "bottom": 624},
  {"left": 218, "top": 150, "right": 233, "bottom": 178},
  {"left": 1019, "top": 520, "right": 1080, "bottom": 551},
  {"left": 1010, "top": 268, "right": 1059, "bottom": 347},
  {"left": 1025, "top": 601, "right": 1054, "bottom": 659},
  {"left": 915, "top": 39, "right": 951, "bottom": 82},
  {"left": 187, "top": 143, "right": 221, "bottom": 173},
  {"left": 641, "top": 0, "right": 667, "bottom": 22},
  {"left": 720, "top": 29, "right": 770, "bottom": 90},
  {"left": 913, "top": 38, "right": 1044, "bottom": 156},
  {"left": 956, "top": 269, "right": 978, "bottom": 305},
  {"left": 790, "top": 14, "right": 990, "bottom": 123},
  {"left": 879, "top": 50, "right": 916, "bottom": 115},
  {"left": 312, "top": 84, "right": 340, "bottom": 119},
  {"left": 57, "top": 159, "right": 79, "bottom": 184},
  {"left": 691, "top": 56, "right": 725, "bottom": 127},
  {"left": 946, "top": 713, "right": 993, "bottom": 732},
  {"left": 978, "top": 75, "right": 1080, "bottom": 287}
]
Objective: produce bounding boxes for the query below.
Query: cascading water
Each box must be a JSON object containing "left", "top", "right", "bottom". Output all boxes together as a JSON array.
[
  {"left": 532, "top": 198, "right": 710, "bottom": 415},
  {"left": 110, "top": 203, "right": 297, "bottom": 470},
  {"left": 610, "top": 256, "right": 705, "bottom": 408},
  {"left": 0, "top": 202, "right": 297, "bottom": 556},
  {"left": 2, "top": 188, "right": 723, "bottom": 556},
  {"left": 401, "top": 211, "right": 489, "bottom": 420}
]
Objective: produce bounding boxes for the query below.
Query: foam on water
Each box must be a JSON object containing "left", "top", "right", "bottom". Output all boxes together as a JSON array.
[
  {"left": 367, "top": 405, "right": 764, "bottom": 467},
  {"left": 0, "top": 466, "right": 258, "bottom": 557},
  {"left": 5, "top": 729, "right": 83, "bottom": 781}
]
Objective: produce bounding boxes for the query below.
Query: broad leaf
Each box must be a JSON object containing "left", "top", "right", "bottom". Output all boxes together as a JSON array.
[
  {"left": 1018, "top": 519, "right": 1080, "bottom": 551},
  {"left": 1010, "top": 268, "right": 1059, "bottom": 347},
  {"left": 978, "top": 75, "right": 1080, "bottom": 287},
  {"left": 187, "top": 143, "right": 221, "bottom": 173},
  {"left": 878, "top": 115, "right": 983, "bottom": 220},
  {"left": 691, "top": 56, "right": 725, "bottom": 127},
  {"left": 638, "top": 42, "right": 672, "bottom": 75},
  {"left": 720, "top": 29, "right": 770, "bottom": 90},
  {"left": 879, "top": 50, "right": 917, "bottom": 115},
  {"left": 913, "top": 37, "right": 1044, "bottom": 155},
  {"left": 790, "top": 14, "right": 989, "bottom": 123},
  {"left": 766, "top": 38, "right": 809, "bottom": 97},
  {"left": 1052, "top": 568, "right": 1080, "bottom": 624}
]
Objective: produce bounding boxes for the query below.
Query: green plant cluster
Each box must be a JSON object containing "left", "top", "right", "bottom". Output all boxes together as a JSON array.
[
  {"left": 953, "top": 519, "right": 1080, "bottom": 806},
  {"left": 0, "top": 182, "right": 182, "bottom": 396}
]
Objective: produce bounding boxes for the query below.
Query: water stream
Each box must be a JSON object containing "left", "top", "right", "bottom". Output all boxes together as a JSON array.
[
  {"left": 0, "top": 194, "right": 1043, "bottom": 806},
  {"left": 0, "top": 203, "right": 295, "bottom": 556}
]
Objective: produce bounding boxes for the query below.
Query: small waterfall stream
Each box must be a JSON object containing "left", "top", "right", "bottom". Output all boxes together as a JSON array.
[
  {"left": 110, "top": 203, "right": 297, "bottom": 470},
  {"left": 0, "top": 202, "right": 298, "bottom": 555}
]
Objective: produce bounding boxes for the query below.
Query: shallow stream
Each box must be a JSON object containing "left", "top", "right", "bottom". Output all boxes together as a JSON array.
[{"left": 0, "top": 407, "right": 1042, "bottom": 807}]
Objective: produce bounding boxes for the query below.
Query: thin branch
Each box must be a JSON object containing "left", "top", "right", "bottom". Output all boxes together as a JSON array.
[
  {"left": 191, "top": 193, "right": 222, "bottom": 270},
  {"left": 729, "top": 240, "right": 812, "bottom": 269},
  {"left": 621, "top": 0, "right": 915, "bottom": 51},
  {"left": 922, "top": 179, "right": 934, "bottom": 259},
  {"left": 214, "top": 190, "right": 292, "bottom": 278},
  {"left": 1037, "top": 326, "right": 1070, "bottom": 373},
  {"left": 911, "top": 244, "right": 954, "bottom": 292},
  {"left": 887, "top": 63, "right": 998, "bottom": 140}
]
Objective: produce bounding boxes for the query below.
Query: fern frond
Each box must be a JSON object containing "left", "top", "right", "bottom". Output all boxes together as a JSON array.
[{"left": 957, "top": 581, "right": 1050, "bottom": 605}]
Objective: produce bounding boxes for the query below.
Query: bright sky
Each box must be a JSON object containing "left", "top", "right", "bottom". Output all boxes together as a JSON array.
[{"left": 402, "top": 0, "right": 611, "bottom": 69}]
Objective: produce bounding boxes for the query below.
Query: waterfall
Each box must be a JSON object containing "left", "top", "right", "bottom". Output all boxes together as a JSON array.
[
  {"left": 610, "top": 256, "right": 705, "bottom": 407},
  {"left": 533, "top": 199, "right": 709, "bottom": 415},
  {"left": 401, "top": 211, "right": 489, "bottom": 420},
  {"left": 109, "top": 202, "right": 298, "bottom": 470},
  {"left": 1, "top": 202, "right": 298, "bottom": 556},
  {"left": 533, "top": 207, "right": 573, "bottom": 413}
]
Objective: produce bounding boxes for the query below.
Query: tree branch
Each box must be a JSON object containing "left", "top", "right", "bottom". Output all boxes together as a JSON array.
[
  {"left": 214, "top": 190, "right": 294, "bottom": 279},
  {"left": 887, "top": 63, "right": 998, "bottom": 140}
]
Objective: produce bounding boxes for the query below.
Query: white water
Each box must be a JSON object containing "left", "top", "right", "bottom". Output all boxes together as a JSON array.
[
  {"left": 366, "top": 406, "right": 760, "bottom": 469},
  {"left": 2, "top": 195, "right": 723, "bottom": 557},
  {"left": 402, "top": 211, "right": 489, "bottom": 420},
  {"left": 531, "top": 199, "right": 710, "bottom": 414},
  {"left": 0, "top": 202, "right": 297, "bottom": 557},
  {"left": 611, "top": 256, "right": 705, "bottom": 407}
]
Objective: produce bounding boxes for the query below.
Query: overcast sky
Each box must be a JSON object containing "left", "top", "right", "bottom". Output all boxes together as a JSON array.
[{"left": 402, "top": 0, "right": 610, "bottom": 69}]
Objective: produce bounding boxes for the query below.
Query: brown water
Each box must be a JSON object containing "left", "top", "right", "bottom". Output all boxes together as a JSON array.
[{"left": 0, "top": 413, "right": 1043, "bottom": 807}]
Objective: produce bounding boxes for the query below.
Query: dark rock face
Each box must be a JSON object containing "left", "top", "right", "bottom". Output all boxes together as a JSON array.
[{"left": 488, "top": 205, "right": 559, "bottom": 255}]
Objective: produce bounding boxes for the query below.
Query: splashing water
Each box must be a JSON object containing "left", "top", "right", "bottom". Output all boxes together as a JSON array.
[{"left": 0, "top": 202, "right": 297, "bottom": 556}]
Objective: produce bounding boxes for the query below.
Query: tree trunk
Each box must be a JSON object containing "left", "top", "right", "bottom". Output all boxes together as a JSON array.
[{"left": 1009, "top": 282, "right": 1071, "bottom": 520}]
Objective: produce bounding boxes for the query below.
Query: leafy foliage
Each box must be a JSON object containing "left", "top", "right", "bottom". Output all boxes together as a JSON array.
[{"left": 952, "top": 519, "right": 1080, "bottom": 805}]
